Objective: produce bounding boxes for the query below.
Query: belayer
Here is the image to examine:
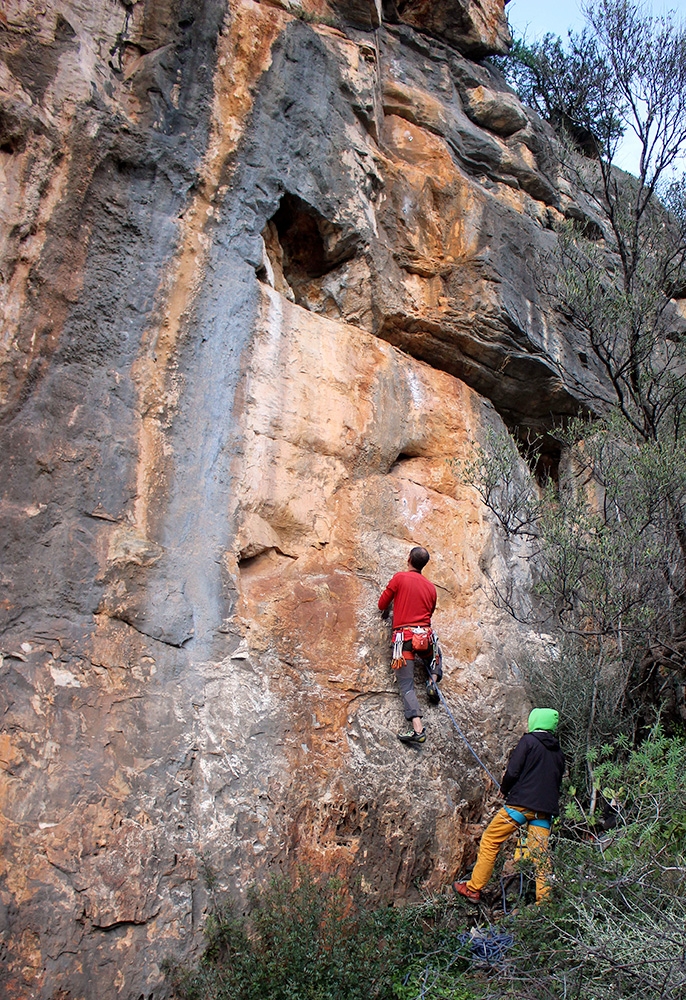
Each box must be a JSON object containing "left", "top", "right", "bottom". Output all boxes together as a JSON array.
[
  {"left": 378, "top": 546, "right": 442, "bottom": 745},
  {"left": 453, "top": 708, "right": 565, "bottom": 904}
]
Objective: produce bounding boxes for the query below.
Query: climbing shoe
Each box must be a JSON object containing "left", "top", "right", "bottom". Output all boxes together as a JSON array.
[
  {"left": 425, "top": 679, "right": 440, "bottom": 704},
  {"left": 452, "top": 881, "right": 481, "bottom": 903},
  {"left": 398, "top": 728, "right": 426, "bottom": 745}
]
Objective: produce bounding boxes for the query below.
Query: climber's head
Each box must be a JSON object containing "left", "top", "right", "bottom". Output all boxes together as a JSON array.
[
  {"left": 408, "top": 546, "right": 430, "bottom": 571},
  {"left": 528, "top": 708, "right": 559, "bottom": 733}
]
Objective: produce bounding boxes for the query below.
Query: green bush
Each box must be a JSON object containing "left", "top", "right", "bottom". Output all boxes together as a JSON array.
[
  {"left": 590, "top": 724, "right": 686, "bottom": 855},
  {"left": 165, "top": 869, "right": 484, "bottom": 1000},
  {"left": 502, "top": 839, "right": 686, "bottom": 1000}
]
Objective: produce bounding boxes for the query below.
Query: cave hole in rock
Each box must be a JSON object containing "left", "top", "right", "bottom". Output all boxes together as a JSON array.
[
  {"left": 511, "top": 427, "right": 562, "bottom": 487},
  {"left": 532, "top": 443, "right": 562, "bottom": 485},
  {"left": 393, "top": 450, "right": 421, "bottom": 464},
  {"left": 237, "top": 549, "right": 269, "bottom": 571},
  {"left": 237, "top": 547, "right": 296, "bottom": 575},
  {"left": 259, "top": 192, "right": 359, "bottom": 307},
  {"left": 0, "top": 110, "right": 27, "bottom": 155},
  {"left": 389, "top": 451, "right": 426, "bottom": 475}
]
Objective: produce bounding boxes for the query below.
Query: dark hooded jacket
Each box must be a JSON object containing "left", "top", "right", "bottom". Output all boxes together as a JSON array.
[{"left": 500, "top": 731, "right": 565, "bottom": 814}]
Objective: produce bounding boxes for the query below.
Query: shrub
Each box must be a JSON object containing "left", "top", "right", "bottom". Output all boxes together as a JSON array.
[{"left": 165, "top": 869, "right": 483, "bottom": 1000}]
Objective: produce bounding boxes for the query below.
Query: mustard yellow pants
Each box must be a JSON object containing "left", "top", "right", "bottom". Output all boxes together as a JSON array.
[{"left": 466, "top": 806, "right": 552, "bottom": 903}]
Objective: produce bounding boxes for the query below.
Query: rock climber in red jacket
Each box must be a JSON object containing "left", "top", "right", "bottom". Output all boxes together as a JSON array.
[{"left": 378, "top": 546, "right": 442, "bottom": 745}]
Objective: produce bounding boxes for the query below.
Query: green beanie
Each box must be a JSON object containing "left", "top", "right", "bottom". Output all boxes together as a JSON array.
[{"left": 528, "top": 708, "right": 559, "bottom": 733}]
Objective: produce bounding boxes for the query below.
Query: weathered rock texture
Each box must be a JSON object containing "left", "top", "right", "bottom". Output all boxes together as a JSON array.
[{"left": 0, "top": 1, "right": 604, "bottom": 996}]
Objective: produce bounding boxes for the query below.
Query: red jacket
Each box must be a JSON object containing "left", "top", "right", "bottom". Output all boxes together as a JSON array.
[{"left": 378, "top": 570, "right": 437, "bottom": 629}]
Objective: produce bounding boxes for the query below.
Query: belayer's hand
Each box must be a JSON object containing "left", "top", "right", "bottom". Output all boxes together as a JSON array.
[{"left": 381, "top": 607, "right": 390, "bottom": 620}]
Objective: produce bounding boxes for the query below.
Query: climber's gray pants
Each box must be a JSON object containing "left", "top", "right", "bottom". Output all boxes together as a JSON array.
[{"left": 395, "top": 657, "right": 424, "bottom": 720}]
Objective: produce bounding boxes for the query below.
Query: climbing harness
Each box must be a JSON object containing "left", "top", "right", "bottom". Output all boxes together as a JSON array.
[
  {"left": 502, "top": 805, "right": 551, "bottom": 866},
  {"left": 391, "top": 625, "right": 433, "bottom": 669},
  {"left": 504, "top": 805, "right": 551, "bottom": 830},
  {"left": 391, "top": 626, "right": 499, "bottom": 785},
  {"left": 422, "top": 657, "right": 500, "bottom": 786},
  {"left": 504, "top": 805, "right": 527, "bottom": 826}
]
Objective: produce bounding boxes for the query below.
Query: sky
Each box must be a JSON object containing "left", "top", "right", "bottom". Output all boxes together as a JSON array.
[
  {"left": 507, "top": 0, "right": 686, "bottom": 44},
  {"left": 505, "top": 0, "right": 686, "bottom": 175}
]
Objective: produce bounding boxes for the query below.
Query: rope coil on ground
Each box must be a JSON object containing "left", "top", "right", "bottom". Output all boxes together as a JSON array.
[{"left": 457, "top": 926, "right": 515, "bottom": 966}]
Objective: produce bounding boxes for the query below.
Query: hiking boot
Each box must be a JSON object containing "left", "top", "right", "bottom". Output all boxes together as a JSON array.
[
  {"left": 452, "top": 881, "right": 481, "bottom": 904},
  {"left": 398, "top": 728, "right": 427, "bottom": 745},
  {"left": 425, "top": 679, "right": 440, "bottom": 704}
]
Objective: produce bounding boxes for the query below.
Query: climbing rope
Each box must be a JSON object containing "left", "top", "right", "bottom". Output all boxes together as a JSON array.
[
  {"left": 499, "top": 870, "right": 525, "bottom": 914},
  {"left": 457, "top": 925, "right": 514, "bottom": 966},
  {"left": 402, "top": 926, "right": 514, "bottom": 992},
  {"left": 424, "top": 660, "right": 500, "bottom": 786}
]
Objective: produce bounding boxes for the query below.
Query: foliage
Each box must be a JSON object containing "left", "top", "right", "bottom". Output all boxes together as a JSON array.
[
  {"left": 556, "top": 199, "right": 686, "bottom": 445},
  {"left": 165, "top": 868, "right": 483, "bottom": 1000},
  {"left": 590, "top": 722, "right": 686, "bottom": 851},
  {"left": 517, "top": 639, "right": 631, "bottom": 795},
  {"left": 500, "top": 2, "right": 686, "bottom": 443},
  {"left": 504, "top": 845, "right": 686, "bottom": 999},
  {"left": 493, "top": 31, "right": 625, "bottom": 157},
  {"left": 547, "top": 417, "right": 686, "bottom": 652},
  {"left": 452, "top": 426, "right": 542, "bottom": 537},
  {"left": 462, "top": 415, "right": 686, "bottom": 792},
  {"left": 498, "top": 0, "right": 686, "bottom": 171}
]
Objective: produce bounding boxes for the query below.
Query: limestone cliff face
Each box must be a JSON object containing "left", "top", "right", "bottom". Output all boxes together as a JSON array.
[{"left": 1, "top": 1, "right": 594, "bottom": 996}]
